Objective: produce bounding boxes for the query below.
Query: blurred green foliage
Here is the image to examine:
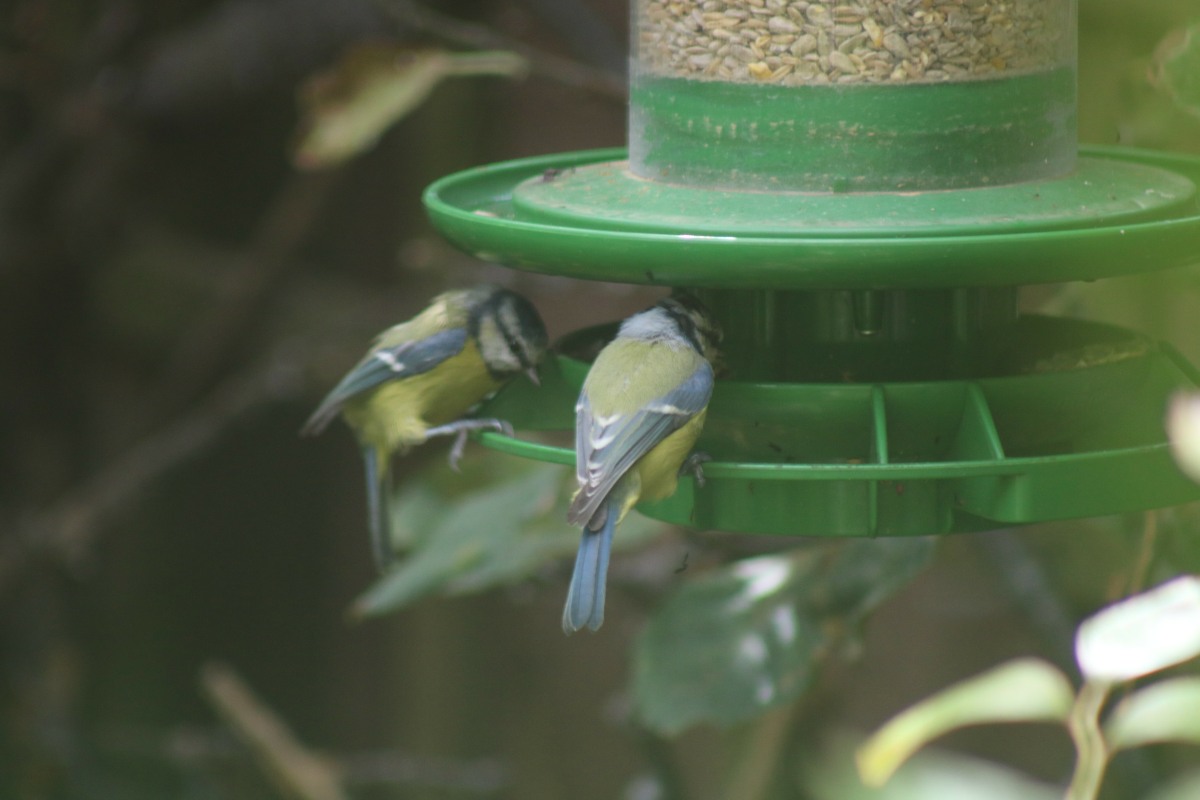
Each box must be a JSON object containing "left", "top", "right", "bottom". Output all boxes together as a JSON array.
[
  {"left": 857, "top": 578, "right": 1200, "bottom": 799},
  {"left": 355, "top": 455, "right": 664, "bottom": 615},
  {"left": 634, "top": 541, "right": 934, "bottom": 734}
]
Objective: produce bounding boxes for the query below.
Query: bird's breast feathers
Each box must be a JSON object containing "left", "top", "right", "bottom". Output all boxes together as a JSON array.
[
  {"left": 633, "top": 409, "right": 707, "bottom": 503},
  {"left": 343, "top": 340, "right": 499, "bottom": 452}
]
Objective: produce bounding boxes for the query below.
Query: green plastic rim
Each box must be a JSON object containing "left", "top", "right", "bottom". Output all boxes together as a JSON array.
[
  {"left": 423, "top": 146, "right": 1200, "bottom": 289},
  {"left": 513, "top": 157, "right": 1192, "bottom": 235},
  {"left": 628, "top": 69, "right": 1077, "bottom": 191},
  {"left": 476, "top": 316, "right": 1200, "bottom": 537}
]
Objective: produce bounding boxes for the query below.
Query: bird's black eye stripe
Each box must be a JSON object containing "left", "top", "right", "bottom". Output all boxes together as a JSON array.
[
  {"left": 494, "top": 303, "right": 532, "bottom": 368},
  {"left": 467, "top": 303, "right": 486, "bottom": 339},
  {"left": 503, "top": 325, "right": 528, "bottom": 367},
  {"left": 660, "top": 302, "right": 704, "bottom": 353}
]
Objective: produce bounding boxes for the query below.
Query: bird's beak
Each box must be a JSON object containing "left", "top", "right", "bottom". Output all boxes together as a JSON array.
[{"left": 525, "top": 367, "right": 541, "bottom": 386}]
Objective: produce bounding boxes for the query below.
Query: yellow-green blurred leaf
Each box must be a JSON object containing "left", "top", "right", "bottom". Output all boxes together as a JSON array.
[
  {"left": 294, "top": 44, "right": 527, "bottom": 169},
  {"left": 1076, "top": 575, "right": 1200, "bottom": 682},
  {"left": 1168, "top": 393, "right": 1200, "bottom": 484},
  {"left": 807, "top": 733, "right": 1059, "bottom": 800},
  {"left": 855, "top": 658, "right": 1074, "bottom": 788},
  {"left": 1145, "top": 768, "right": 1200, "bottom": 800},
  {"left": 1151, "top": 24, "right": 1200, "bottom": 120},
  {"left": 1106, "top": 676, "right": 1200, "bottom": 751}
]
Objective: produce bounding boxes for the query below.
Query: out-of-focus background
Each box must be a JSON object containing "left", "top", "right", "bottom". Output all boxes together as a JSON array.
[{"left": 4, "top": 1, "right": 1200, "bottom": 798}]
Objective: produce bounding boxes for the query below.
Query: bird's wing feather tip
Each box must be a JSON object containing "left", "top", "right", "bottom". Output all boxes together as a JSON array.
[
  {"left": 562, "top": 603, "right": 586, "bottom": 635},
  {"left": 298, "top": 411, "right": 334, "bottom": 437}
]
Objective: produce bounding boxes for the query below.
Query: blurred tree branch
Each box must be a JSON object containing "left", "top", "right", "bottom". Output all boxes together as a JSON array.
[
  {"left": 1124, "top": 510, "right": 1160, "bottom": 598},
  {"left": 201, "top": 661, "right": 350, "bottom": 800},
  {"left": 371, "top": 0, "right": 625, "bottom": 100},
  {"left": 2, "top": 346, "right": 304, "bottom": 597},
  {"left": 94, "top": 718, "right": 508, "bottom": 794},
  {"left": 149, "top": 170, "right": 338, "bottom": 416},
  {"left": 973, "top": 530, "right": 1079, "bottom": 677},
  {"left": 514, "top": 0, "right": 626, "bottom": 74}
]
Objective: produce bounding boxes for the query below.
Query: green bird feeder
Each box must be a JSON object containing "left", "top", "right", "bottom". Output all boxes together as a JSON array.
[{"left": 423, "top": 0, "right": 1200, "bottom": 536}]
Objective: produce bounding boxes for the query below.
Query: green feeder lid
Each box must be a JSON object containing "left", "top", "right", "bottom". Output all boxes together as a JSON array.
[{"left": 423, "top": 146, "right": 1200, "bottom": 289}]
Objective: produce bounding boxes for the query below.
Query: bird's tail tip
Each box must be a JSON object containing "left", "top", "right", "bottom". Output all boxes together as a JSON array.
[
  {"left": 362, "top": 447, "right": 394, "bottom": 572},
  {"left": 561, "top": 513, "right": 615, "bottom": 634}
]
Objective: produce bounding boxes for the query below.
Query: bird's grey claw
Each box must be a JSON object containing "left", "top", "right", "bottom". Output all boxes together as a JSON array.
[
  {"left": 448, "top": 430, "right": 469, "bottom": 472},
  {"left": 681, "top": 452, "right": 713, "bottom": 488},
  {"left": 475, "top": 418, "right": 513, "bottom": 437},
  {"left": 441, "top": 419, "right": 513, "bottom": 471}
]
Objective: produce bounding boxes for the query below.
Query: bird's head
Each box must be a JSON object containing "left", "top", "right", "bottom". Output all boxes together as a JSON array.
[
  {"left": 467, "top": 285, "right": 549, "bottom": 384},
  {"left": 656, "top": 292, "right": 723, "bottom": 365}
]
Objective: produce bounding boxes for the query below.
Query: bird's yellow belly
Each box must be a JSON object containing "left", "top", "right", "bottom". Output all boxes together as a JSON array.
[
  {"left": 343, "top": 343, "right": 500, "bottom": 453},
  {"left": 611, "top": 409, "right": 707, "bottom": 525}
]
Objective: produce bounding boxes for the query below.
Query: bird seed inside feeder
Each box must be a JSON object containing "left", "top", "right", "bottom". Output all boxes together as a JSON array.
[{"left": 635, "top": 0, "right": 1072, "bottom": 85}]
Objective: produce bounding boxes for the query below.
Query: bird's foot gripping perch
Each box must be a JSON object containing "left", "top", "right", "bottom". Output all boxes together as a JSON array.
[
  {"left": 426, "top": 418, "right": 515, "bottom": 471},
  {"left": 679, "top": 451, "right": 712, "bottom": 488}
]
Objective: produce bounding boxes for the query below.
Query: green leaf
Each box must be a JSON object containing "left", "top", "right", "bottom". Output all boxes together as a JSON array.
[
  {"left": 293, "top": 44, "right": 527, "bottom": 169},
  {"left": 855, "top": 658, "right": 1074, "bottom": 788},
  {"left": 1151, "top": 25, "right": 1200, "bottom": 120},
  {"left": 810, "top": 537, "right": 935, "bottom": 619},
  {"left": 355, "top": 465, "right": 555, "bottom": 615},
  {"left": 633, "top": 538, "right": 934, "bottom": 734},
  {"left": 387, "top": 480, "right": 447, "bottom": 551},
  {"left": 1145, "top": 768, "right": 1200, "bottom": 800},
  {"left": 1075, "top": 575, "right": 1200, "bottom": 682},
  {"left": 1168, "top": 393, "right": 1200, "bottom": 484},
  {"left": 354, "top": 458, "right": 664, "bottom": 617},
  {"left": 448, "top": 494, "right": 663, "bottom": 599},
  {"left": 807, "top": 734, "right": 1059, "bottom": 800},
  {"left": 1105, "top": 677, "right": 1200, "bottom": 751},
  {"left": 633, "top": 553, "right": 817, "bottom": 735}
]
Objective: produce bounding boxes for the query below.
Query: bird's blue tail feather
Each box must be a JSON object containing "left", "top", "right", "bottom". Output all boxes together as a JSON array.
[
  {"left": 562, "top": 509, "right": 615, "bottom": 634},
  {"left": 362, "top": 447, "right": 392, "bottom": 571}
]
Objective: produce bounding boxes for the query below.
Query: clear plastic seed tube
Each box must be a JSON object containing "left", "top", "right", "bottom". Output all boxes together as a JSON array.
[{"left": 629, "top": 0, "right": 1078, "bottom": 191}]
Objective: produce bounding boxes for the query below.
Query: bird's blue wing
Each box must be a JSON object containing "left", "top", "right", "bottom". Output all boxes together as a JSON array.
[
  {"left": 568, "top": 360, "right": 713, "bottom": 527},
  {"left": 301, "top": 327, "right": 468, "bottom": 435}
]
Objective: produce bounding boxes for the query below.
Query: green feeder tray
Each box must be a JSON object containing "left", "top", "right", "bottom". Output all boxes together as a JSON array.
[
  {"left": 421, "top": 1, "right": 1200, "bottom": 536},
  {"left": 474, "top": 317, "right": 1200, "bottom": 536},
  {"left": 424, "top": 145, "right": 1200, "bottom": 290}
]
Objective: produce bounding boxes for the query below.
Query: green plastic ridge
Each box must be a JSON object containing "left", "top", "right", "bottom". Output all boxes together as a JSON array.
[
  {"left": 424, "top": 146, "right": 1200, "bottom": 289},
  {"left": 473, "top": 316, "right": 1200, "bottom": 536},
  {"left": 628, "top": 69, "right": 1077, "bottom": 191}
]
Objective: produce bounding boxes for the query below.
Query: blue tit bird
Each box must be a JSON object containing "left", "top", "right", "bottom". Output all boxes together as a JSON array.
[
  {"left": 302, "top": 285, "right": 548, "bottom": 570},
  {"left": 563, "top": 294, "right": 722, "bottom": 634}
]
